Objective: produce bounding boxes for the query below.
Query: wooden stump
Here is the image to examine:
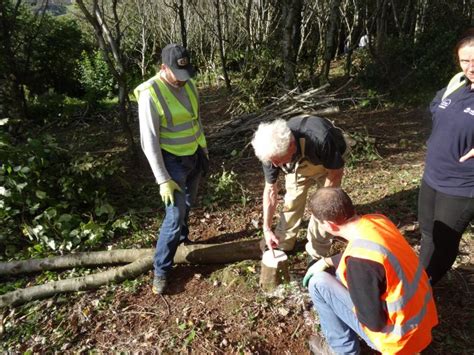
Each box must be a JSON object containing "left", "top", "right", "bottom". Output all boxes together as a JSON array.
[{"left": 259, "top": 250, "right": 290, "bottom": 291}]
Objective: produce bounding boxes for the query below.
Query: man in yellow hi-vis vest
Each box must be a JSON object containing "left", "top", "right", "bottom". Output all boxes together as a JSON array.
[{"left": 134, "top": 44, "right": 208, "bottom": 294}]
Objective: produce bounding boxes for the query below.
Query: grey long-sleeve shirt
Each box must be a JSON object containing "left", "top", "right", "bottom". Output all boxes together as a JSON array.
[{"left": 138, "top": 88, "right": 171, "bottom": 184}]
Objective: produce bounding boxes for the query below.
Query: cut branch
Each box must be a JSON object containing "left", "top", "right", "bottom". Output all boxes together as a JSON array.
[
  {"left": 0, "top": 239, "right": 264, "bottom": 307},
  {"left": 0, "top": 249, "right": 154, "bottom": 276},
  {"left": 0, "top": 239, "right": 262, "bottom": 276},
  {"left": 207, "top": 82, "right": 349, "bottom": 141},
  {"left": 0, "top": 256, "right": 153, "bottom": 307}
]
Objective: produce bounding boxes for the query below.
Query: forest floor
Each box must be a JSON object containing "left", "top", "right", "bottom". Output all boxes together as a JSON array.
[{"left": 1, "top": 84, "right": 473, "bottom": 354}]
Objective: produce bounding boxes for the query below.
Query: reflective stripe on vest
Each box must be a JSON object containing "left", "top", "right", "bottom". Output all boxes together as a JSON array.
[
  {"left": 150, "top": 81, "right": 201, "bottom": 135},
  {"left": 348, "top": 239, "right": 434, "bottom": 339},
  {"left": 442, "top": 72, "right": 467, "bottom": 100},
  {"left": 381, "top": 291, "right": 433, "bottom": 337},
  {"left": 350, "top": 239, "right": 424, "bottom": 313},
  {"left": 336, "top": 215, "right": 437, "bottom": 353},
  {"left": 151, "top": 81, "right": 174, "bottom": 128},
  {"left": 135, "top": 76, "right": 206, "bottom": 156}
]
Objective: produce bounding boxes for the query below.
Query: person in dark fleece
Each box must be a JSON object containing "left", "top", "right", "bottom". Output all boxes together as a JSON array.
[{"left": 418, "top": 28, "right": 474, "bottom": 285}]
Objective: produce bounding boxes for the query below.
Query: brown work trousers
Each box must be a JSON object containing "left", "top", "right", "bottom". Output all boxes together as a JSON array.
[{"left": 274, "top": 158, "right": 332, "bottom": 258}]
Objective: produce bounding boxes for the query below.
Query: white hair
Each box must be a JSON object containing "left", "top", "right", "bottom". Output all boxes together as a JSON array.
[{"left": 251, "top": 119, "right": 292, "bottom": 163}]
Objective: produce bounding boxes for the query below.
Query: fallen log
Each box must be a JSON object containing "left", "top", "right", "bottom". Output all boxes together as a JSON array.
[
  {"left": 0, "top": 256, "right": 153, "bottom": 307},
  {"left": 0, "top": 249, "right": 154, "bottom": 276},
  {"left": 0, "top": 239, "right": 262, "bottom": 276},
  {"left": 0, "top": 239, "right": 263, "bottom": 307},
  {"left": 279, "top": 106, "right": 340, "bottom": 119},
  {"left": 175, "top": 239, "right": 261, "bottom": 264}
]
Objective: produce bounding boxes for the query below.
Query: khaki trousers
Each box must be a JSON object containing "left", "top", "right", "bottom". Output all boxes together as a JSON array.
[{"left": 274, "top": 159, "right": 332, "bottom": 258}]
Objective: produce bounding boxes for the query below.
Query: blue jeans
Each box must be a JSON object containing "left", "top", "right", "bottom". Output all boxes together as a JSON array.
[
  {"left": 308, "top": 272, "right": 378, "bottom": 355},
  {"left": 153, "top": 151, "right": 201, "bottom": 277}
]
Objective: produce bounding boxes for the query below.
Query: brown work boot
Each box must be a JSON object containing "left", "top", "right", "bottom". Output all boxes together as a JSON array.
[{"left": 308, "top": 333, "right": 335, "bottom": 355}]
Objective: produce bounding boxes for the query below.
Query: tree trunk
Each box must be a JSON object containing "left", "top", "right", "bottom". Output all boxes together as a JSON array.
[
  {"left": 259, "top": 250, "right": 290, "bottom": 292},
  {"left": 214, "top": 0, "right": 232, "bottom": 93},
  {"left": 0, "top": 0, "right": 27, "bottom": 119},
  {"left": 280, "top": 0, "right": 303, "bottom": 89},
  {"left": 177, "top": 0, "right": 187, "bottom": 47},
  {"left": 320, "top": 0, "right": 342, "bottom": 84},
  {"left": 0, "top": 74, "right": 26, "bottom": 120},
  {"left": 0, "top": 249, "right": 154, "bottom": 276},
  {"left": 118, "top": 83, "right": 138, "bottom": 158},
  {"left": 76, "top": 0, "right": 137, "bottom": 154},
  {"left": 245, "top": 0, "right": 252, "bottom": 54},
  {"left": 375, "top": 0, "right": 388, "bottom": 52}
]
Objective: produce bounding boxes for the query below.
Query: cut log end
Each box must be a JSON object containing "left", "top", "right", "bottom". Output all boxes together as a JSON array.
[{"left": 259, "top": 250, "right": 290, "bottom": 292}]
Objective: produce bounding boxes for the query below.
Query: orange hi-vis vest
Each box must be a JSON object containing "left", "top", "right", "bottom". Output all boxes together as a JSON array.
[{"left": 336, "top": 215, "right": 438, "bottom": 355}]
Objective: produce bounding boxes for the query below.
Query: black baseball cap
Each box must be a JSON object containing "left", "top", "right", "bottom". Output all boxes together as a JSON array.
[{"left": 161, "top": 44, "right": 196, "bottom": 81}]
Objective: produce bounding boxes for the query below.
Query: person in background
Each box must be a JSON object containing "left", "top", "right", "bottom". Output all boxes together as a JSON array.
[
  {"left": 418, "top": 28, "right": 474, "bottom": 285},
  {"left": 134, "top": 44, "right": 208, "bottom": 294},
  {"left": 251, "top": 116, "right": 347, "bottom": 261},
  {"left": 304, "top": 187, "right": 438, "bottom": 355},
  {"left": 358, "top": 34, "right": 369, "bottom": 48}
]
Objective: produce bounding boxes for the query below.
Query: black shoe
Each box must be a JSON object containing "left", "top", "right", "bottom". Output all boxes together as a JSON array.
[
  {"left": 308, "top": 333, "right": 334, "bottom": 355},
  {"left": 152, "top": 276, "right": 168, "bottom": 294}
]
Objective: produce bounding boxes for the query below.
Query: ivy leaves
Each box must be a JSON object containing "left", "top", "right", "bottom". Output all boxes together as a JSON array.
[{"left": 0, "top": 130, "right": 130, "bottom": 259}]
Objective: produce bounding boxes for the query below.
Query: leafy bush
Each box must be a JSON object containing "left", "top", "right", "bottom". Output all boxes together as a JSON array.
[
  {"left": 357, "top": 7, "right": 467, "bottom": 105},
  {"left": 27, "top": 15, "right": 86, "bottom": 97},
  {"left": 202, "top": 166, "right": 249, "bottom": 209},
  {"left": 0, "top": 4, "right": 86, "bottom": 97},
  {"left": 358, "top": 33, "right": 457, "bottom": 101},
  {"left": 78, "top": 50, "right": 115, "bottom": 104},
  {"left": 29, "top": 92, "right": 86, "bottom": 123},
  {"left": 346, "top": 130, "right": 381, "bottom": 166},
  {"left": 0, "top": 119, "right": 130, "bottom": 259},
  {"left": 228, "top": 49, "right": 284, "bottom": 115}
]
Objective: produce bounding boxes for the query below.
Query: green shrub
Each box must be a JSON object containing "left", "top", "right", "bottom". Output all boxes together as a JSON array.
[
  {"left": 364, "top": 36, "right": 455, "bottom": 93},
  {"left": 78, "top": 50, "right": 115, "bottom": 104},
  {"left": 28, "top": 92, "right": 86, "bottom": 123},
  {"left": 0, "top": 3, "right": 86, "bottom": 98},
  {"left": 357, "top": 14, "right": 466, "bottom": 104},
  {"left": 202, "top": 166, "right": 249, "bottom": 209},
  {"left": 346, "top": 129, "right": 381, "bottom": 166},
  {"left": 0, "top": 119, "right": 130, "bottom": 259},
  {"left": 228, "top": 49, "right": 284, "bottom": 115}
]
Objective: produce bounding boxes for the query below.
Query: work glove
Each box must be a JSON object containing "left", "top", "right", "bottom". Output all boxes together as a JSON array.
[
  {"left": 159, "top": 180, "right": 182, "bottom": 206},
  {"left": 302, "top": 258, "right": 330, "bottom": 288}
]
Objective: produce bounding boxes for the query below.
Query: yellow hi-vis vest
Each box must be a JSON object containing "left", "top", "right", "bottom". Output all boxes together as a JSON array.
[
  {"left": 134, "top": 75, "right": 207, "bottom": 156},
  {"left": 442, "top": 72, "right": 467, "bottom": 100},
  {"left": 337, "top": 215, "right": 438, "bottom": 354}
]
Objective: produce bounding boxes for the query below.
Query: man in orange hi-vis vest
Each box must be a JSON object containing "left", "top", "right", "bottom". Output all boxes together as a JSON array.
[{"left": 302, "top": 188, "right": 438, "bottom": 355}]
